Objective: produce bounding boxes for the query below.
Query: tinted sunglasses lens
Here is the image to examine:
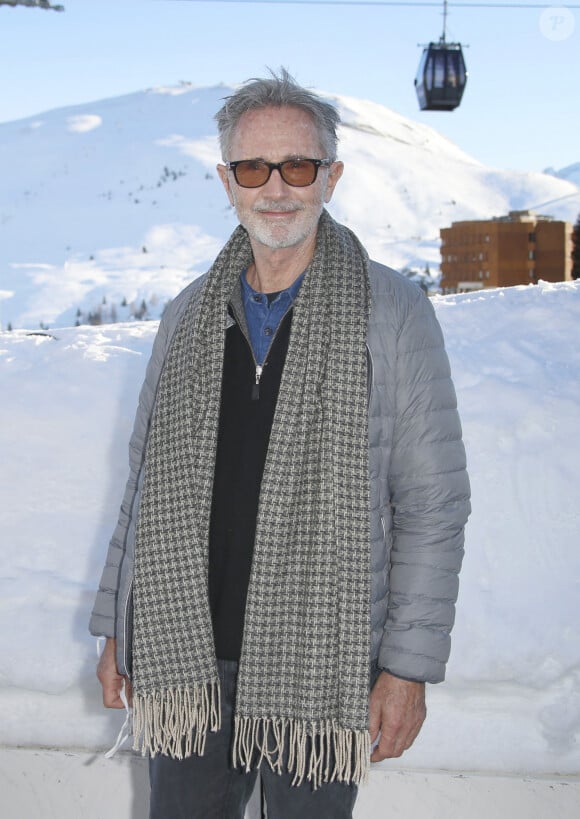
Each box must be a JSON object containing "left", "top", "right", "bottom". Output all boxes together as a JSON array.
[
  {"left": 280, "top": 160, "right": 317, "bottom": 186},
  {"left": 233, "top": 159, "right": 320, "bottom": 187},
  {"left": 234, "top": 161, "right": 270, "bottom": 188}
]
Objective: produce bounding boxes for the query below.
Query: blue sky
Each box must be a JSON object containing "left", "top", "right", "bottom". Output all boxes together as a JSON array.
[{"left": 0, "top": 0, "right": 578, "bottom": 173}]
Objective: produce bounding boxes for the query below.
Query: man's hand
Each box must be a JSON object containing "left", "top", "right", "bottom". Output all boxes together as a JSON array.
[
  {"left": 96, "top": 637, "right": 132, "bottom": 709},
  {"left": 369, "top": 671, "right": 426, "bottom": 761}
]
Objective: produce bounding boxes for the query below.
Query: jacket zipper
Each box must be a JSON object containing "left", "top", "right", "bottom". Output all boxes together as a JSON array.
[
  {"left": 230, "top": 302, "right": 293, "bottom": 401},
  {"left": 252, "top": 364, "right": 264, "bottom": 400}
]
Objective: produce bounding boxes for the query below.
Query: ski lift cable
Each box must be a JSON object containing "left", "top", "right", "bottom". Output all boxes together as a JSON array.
[
  {"left": 525, "top": 191, "right": 580, "bottom": 212},
  {"left": 168, "top": 1, "right": 580, "bottom": 9}
]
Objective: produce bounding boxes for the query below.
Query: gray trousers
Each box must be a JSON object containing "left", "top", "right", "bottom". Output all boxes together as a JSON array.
[{"left": 149, "top": 660, "right": 358, "bottom": 819}]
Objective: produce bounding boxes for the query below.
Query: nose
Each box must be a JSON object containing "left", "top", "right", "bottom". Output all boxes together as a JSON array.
[{"left": 261, "top": 166, "right": 289, "bottom": 196}]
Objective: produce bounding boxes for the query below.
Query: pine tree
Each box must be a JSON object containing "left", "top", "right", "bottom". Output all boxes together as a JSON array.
[
  {"left": 572, "top": 213, "right": 580, "bottom": 281},
  {"left": 134, "top": 299, "right": 148, "bottom": 320}
]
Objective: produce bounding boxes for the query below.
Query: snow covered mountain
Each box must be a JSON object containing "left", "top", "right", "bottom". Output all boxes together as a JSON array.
[
  {"left": 1, "top": 82, "right": 578, "bottom": 330},
  {"left": 545, "top": 162, "right": 580, "bottom": 188}
]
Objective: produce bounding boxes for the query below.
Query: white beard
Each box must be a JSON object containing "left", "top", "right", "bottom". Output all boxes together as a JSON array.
[{"left": 232, "top": 195, "right": 325, "bottom": 250}]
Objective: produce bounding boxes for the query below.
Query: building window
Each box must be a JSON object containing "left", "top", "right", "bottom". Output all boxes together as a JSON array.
[
  {"left": 529, "top": 250, "right": 535, "bottom": 260},
  {"left": 528, "top": 232, "right": 536, "bottom": 242}
]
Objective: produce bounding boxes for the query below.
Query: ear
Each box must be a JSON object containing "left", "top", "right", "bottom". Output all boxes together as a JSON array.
[
  {"left": 323, "top": 161, "right": 344, "bottom": 204},
  {"left": 217, "top": 164, "right": 235, "bottom": 206}
]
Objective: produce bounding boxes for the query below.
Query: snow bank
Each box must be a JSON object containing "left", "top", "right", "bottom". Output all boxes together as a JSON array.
[{"left": 0, "top": 280, "right": 579, "bottom": 776}]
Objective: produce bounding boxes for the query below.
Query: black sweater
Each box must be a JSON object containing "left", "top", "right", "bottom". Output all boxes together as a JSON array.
[{"left": 208, "top": 310, "right": 292, "bottom": 660}]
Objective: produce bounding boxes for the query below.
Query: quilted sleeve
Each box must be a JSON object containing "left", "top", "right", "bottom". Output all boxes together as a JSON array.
[
  {"left": 379, "top": 291, "right": 471, "bottom": 683},
  {"left": 88, "top": 295, "right": 182, "bottom": 638}
]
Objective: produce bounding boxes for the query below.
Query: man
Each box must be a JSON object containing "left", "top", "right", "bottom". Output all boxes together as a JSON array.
[{"left": 91, "top": 69, "right": 470, "bottom": 818}]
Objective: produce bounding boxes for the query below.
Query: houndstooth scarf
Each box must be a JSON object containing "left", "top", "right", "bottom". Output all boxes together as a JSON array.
[{"left": 131, "top": 210, "right": 372, "bottom": 787}]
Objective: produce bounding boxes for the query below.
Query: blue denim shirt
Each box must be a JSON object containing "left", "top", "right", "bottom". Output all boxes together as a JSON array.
[{"left": 240, "top": 269, "right": 305, "bottom": 365}]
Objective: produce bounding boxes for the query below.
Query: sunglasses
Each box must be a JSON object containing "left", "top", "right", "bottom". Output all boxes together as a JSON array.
[{"left": 225, "top": 158, "right": 332, "bottom": 188}]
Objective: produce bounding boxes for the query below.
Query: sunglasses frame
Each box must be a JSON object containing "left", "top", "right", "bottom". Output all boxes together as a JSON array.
[{"left": 225, "top": 158, "right": 333, "bottom": 188}]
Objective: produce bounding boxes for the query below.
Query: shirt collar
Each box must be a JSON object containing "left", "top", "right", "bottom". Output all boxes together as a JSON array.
[{"left": 240, "top": 268, "right": 306, "bottom": 305}]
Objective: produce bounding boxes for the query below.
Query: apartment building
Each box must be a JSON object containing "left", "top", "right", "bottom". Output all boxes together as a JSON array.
[{"left": 440, "top": 210, "right": 573, "bottom": 293}]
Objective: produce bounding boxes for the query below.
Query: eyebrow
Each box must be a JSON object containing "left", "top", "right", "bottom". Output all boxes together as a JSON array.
[{"left": 235, "top": 155, "right": 311, "bottom": 162}]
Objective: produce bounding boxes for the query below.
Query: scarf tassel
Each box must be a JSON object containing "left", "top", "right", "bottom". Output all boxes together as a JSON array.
[
  {"left": 132, "top": 681, "right": 221, "bottom": 759},
  {"left": 232, "top": 715, "right": 370, "bottom": 790}
]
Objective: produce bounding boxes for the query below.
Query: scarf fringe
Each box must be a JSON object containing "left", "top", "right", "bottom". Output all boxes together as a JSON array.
[
  {"left": 232, "top": 715, "right": 370, "bottom": 789},
  {"left": 132, "top": 681, "right": 221, "bottom": 759}
]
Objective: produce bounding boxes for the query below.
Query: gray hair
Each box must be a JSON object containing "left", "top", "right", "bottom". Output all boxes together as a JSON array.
[{"left": 215, "top": 68, "right": 341, "bottom": 161}]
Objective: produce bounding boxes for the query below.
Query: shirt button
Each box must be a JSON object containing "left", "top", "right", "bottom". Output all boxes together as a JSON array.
[
  {"left": 253, "top": 295, "right": 262, "bottom": 302},
  {"left": 264, "top": 327, "right": 273, "bottom": 336}
]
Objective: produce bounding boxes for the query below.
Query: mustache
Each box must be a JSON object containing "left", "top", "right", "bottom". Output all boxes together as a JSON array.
[{"left": 253, "top": 201, "right": 306, "bottom": 213}]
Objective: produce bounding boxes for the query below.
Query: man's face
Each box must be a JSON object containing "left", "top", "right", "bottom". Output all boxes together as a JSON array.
[{"left": 217, "top": 106, "right": 343, "bottom": 251}]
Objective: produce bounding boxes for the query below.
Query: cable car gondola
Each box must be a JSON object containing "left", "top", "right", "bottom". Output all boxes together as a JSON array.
[{"left": 414, "top": 1, "right": 467, "bottom": 111}]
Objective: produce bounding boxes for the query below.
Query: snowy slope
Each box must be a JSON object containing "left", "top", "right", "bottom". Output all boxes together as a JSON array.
[
  {"left": 1, "top": 280, "right": 579, "bottom": 776},
  {"left": 545, "top": 162, "right": 580, "bottom": 187},
  {"left": 0, "top": 83, "right": 578, "bottom": 330}
]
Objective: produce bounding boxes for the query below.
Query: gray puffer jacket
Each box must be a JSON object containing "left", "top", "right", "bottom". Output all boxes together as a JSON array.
[{"left": 90, "top": 260, "right": 470, "bottom": 684}]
